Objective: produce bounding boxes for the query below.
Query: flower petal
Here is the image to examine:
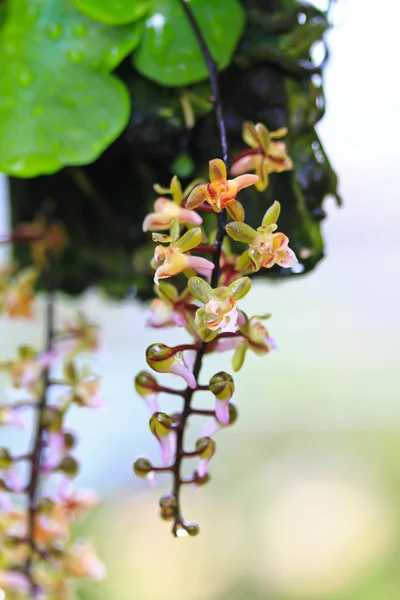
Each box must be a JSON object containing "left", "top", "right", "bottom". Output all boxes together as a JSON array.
[
  {"left": 226, "top": 199, "right": 245, "bottom": 222},
  {"left": 215, "top": 399, "right": 230, "bottom": 425},
  {"left": 209, "top": 158, "right": 227, "bottom": 183},
  {"left": 185, "top": 184, "right": 208, "bottom": 209},
  {"left": 230, "top": 153, "right": 262, "bottom": 176},
  {"left": 242, "top": 121, "right": 260, "bottom": 149},
  {"left": 234, "top": 173, "right": 259, "bottom": 192}
]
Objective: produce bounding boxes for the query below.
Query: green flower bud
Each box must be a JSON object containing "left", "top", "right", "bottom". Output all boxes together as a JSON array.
[
  {"left": 209, "top": 371, "right": 235, "bottom": 401},
  {"left": 133, "top": 458, "right": 153, "bottom": 479},
  {"left": 135, "top": 371, "right": 158, "bottom": 396},
  {"left": 41, "top": 407, "right": 63, "bottom": 431},
  {"left": 195, "top": 437, "right": 216, "bottom": 460},
  {"left": 63, "top": 431, "right": 76, "bottom": 450},
  {"left": 0, "top": 448, "right": 13, "bottom": 470},
  {"left": 38, "top": 498, "right": 56, "bottom": 515},
  {"left": 159, "top": 494, "right": 177, "bottom": 521},
  {"left": 149, "top": 412, "right": 173, "bottom": 438},
  {"left": 184, "top": 522, "right": 200, "bottom": 537},
  {"left": 146, "top": 344, "right": 175, "bottom": 372},
  {"left": 58, "top": 456, "right": 79, "bottom": 478},
  {"left": 227, "top": 403, "right": 238, "bottom": 426},
  {"left": 194, "top": 472, "right": 211, "bottom": 487}
]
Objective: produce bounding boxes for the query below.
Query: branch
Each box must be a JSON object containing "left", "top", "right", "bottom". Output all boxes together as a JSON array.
[{"left": 171, "top": 0, "right": 230, "bottom": 536}]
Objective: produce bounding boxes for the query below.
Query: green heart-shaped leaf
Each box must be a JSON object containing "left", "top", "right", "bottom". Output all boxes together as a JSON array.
[
  {"left": 0, "top": 0, "right": 143, "bottom": 177},
  {"left": 133, "top": 0, "right": 245, "bottom": 86},
  {"left": 73, "top": 0, "right": 150, "bottom": 25}
]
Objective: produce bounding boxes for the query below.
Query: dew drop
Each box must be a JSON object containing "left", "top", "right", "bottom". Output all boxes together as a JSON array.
[
  {"left": 67, "top": 48, "right": 84, "bottom": 64},
  {"left": 73, "top": 21, "right": 87, "bottom": 37},
  {"left": 46, "top": 23, "right": 63, "bottom": 40},
  {"left": 108, "top": 46, "right": 120, "bottom": 61},
  {"left": 18, "top": 68, "right": 33, "bottom": 87},
  {"left": 10, "top": 160, "right": 26, "bottom": 174}
]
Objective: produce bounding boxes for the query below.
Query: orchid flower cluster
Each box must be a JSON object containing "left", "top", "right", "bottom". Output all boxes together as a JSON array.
[
  {"left": 134, "top": 121, "right": 297, "bottom": 536},
  {"left": 0, "top": 223, "right": 105, "bottom": 599}
]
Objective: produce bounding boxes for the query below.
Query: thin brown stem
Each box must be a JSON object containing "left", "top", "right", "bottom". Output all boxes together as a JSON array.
[
  {"left": 171, "top": 0, "right": 230, "bottom": 536},
  {"left": 25, "top": 268, "right": 55, "bottom": 595}
]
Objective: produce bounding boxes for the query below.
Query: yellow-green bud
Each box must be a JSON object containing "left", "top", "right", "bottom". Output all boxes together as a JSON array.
[
  {"left": 0, "top": 448, "right": 12, "bottom": 470},
  {"left": 209, "top": 371, "right": 235, "bottom": 401},
  {"left": 195, "top": 437, "right": 216, "bottom": 460},
  {"left": 135, "top": 371, "right": 158, "bottom": 396},
  {"left": 58, "top": 456, "right": 79, "bottom": 478},
  {"left": 146, "top": 344, "right": 175, "bottom": 373},
  {"left": 149, "top": 412, "right": 173, "bottom": 438},
  {"left": 133, "top": 458, "right": 153, "bottom": 479}
]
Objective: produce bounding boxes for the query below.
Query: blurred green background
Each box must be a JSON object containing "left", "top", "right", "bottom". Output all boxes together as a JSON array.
[{"left": 1, "top": 0, "right": 400, "bottom": 598}]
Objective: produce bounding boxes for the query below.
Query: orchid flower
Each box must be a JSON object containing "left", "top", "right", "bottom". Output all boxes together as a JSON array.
[
  {"left": 195, "top": 437, "right": 216, "bottom": 478},
  {"left": 146, "top": 344, "right": 196, "bottom": 388},
  {"left": 201, "top": 404, "right": 238, "bottom": 438},
  {"left": 149, "top": 412, "right": 176, "bottom": 465},
  {"left": 0, "top": 405, "right": 26, "bottom": 429},
  {"left": 42, "top": 430, "right": 66, "bottom": 473},
  {"left": 58, "top": 311, "right": 100, "bottom": 358},
  {"left": 0, "top": 571, "right": 30, "bottom": 593},
  {"left": 0, "top": 346, "right": 55, "bottom": 391},
  {"left": 188, "top": 276, "right": 251, "bottom": 342},
  {"left": 226, "top": 201, "right": 298, "bottom": 272},
  {"left": 209, "top": 372, "right": 235, "bottom": 425},
  {"left": 231, "top": 122, "right": 293, "bottom": 191},
  {"left": 0, "top": 267, "right": 38, "bottom": 319},
  {"left": 147, "top": 282, "right": 197, "bottom": 335},
  {"left": 64, "top": 540, "right": 106, "bottom": 581},
  {"left": 143, "top": 175, "right": 203, "bottom": 231},
  {"left": 135, "top": 371, "right": 160, "bottom": 415},
  {"left": 151, "top": 221, "right": 214, "bottom": 285},
  {"left": 63, "top": 361, "right": 106, "bottom": 408},
  {"left": 185, "top": 159, "right": 258, "bottom": 221}
]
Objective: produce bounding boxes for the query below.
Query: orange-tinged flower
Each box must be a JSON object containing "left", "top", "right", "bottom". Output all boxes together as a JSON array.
[
  {"left": 0, "top": 346, "right": 55, "bottom": 390},
  {"left": 188, "top": 276, "right": 251, "bottom": 342},
  {"left": 1, "top": 267, "right": 38, "bottom": 319},
  {"left": 143, "top": 175, "right": 203, "bottom": 231},
  {"left": 64, "top": 540, "right": 106, "bottom": 580},
  {"left": 59, "top": 312, "right": 100, "bottom": 358},
  {"left": 231, "top": 122, "right": 293, "bottom": 191},
  {"left": 185, "top": 159, "right": 258, "bottom": 221},
  {"left": 151, "top": 225, "right": 214, "bottom": 285},
  {"left": 143, "top": 198, "right": 203, "bottom": 232},
  {"left": 13, "top": 220, "right": 68, "bottom": 266},
  {"left": 226, "top": 201, "right": 297, "bottom": 272}
]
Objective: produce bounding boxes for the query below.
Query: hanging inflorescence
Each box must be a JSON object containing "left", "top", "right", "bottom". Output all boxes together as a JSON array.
[
  {"left": 0, "top": 221, "right": 105, "bottom": 598},
  {"left": 134, "top": 120, "right": 296, "bottom": 535}
]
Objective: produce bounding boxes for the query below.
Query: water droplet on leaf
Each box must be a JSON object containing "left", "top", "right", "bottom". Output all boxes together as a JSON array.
[
  {"left": 46, "top": 23, "right": 63, "bottom": 40},
  {"left": 67, "top": 48, "right": 84, "bottom": 64},
  {"left": 72, "top": 21, "right": 87, "bottom": 37},
  {"left": 18, "top": 68, "right": 33, "bottom": 87}
]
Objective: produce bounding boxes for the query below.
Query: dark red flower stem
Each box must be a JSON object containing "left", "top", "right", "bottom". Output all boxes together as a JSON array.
[
  {"left": 171, "top": 0, "right": 230, "bottom": 536},
  {"left": 196, "top": 244, "right": 216, "bottom": 254}
]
